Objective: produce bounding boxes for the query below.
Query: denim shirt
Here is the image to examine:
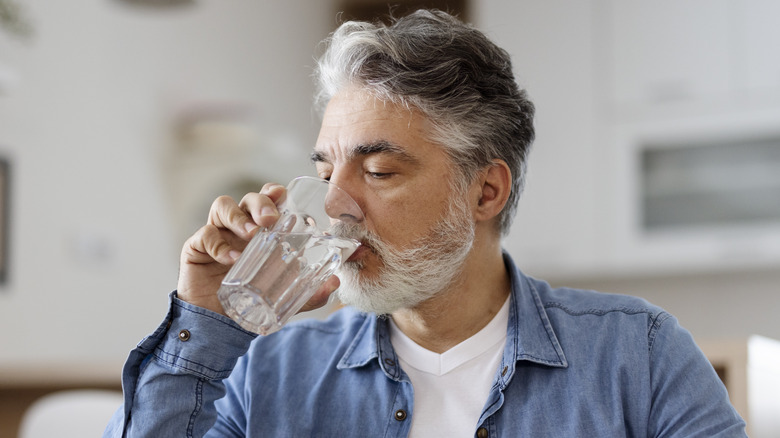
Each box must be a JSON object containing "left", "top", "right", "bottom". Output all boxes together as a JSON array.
[{"left": 105, "top": 253, "right": 746, "bottom": 437}]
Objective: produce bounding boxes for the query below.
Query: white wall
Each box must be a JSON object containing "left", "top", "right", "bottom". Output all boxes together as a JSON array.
[
  {"left": 0, "top": 0, "right": 332, "bottom": 380},
  {"left": 1, "top": 0, "right": 778, "bottom": 381},
  {"left": 477, "top": 0, "right": 780, "bottom": 343},
  {"left": 475, "top": 1, "right": 601, "bottom": 277}
]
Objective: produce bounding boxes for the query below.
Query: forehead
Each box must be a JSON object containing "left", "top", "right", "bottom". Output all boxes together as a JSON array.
[{"left": 313, "top": 88, "right": 440, "bottom": 163}]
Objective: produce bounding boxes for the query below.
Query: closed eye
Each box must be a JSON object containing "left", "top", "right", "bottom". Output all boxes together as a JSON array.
[{"left": 316, "top": 169, "right": 332, "bottom": 181}]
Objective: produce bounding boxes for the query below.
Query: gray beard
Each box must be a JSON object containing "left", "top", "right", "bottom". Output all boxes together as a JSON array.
[{"left": 335, "top": 193, "right": 475, "bottom": 315}]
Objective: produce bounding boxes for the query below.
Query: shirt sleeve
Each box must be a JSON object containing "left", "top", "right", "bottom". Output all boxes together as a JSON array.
[
  {"left": 103, "top": 291, "right": 257, "bottom": 438},
  {"left": 647, "top": 312, "right": 747, "bottom": 437}
]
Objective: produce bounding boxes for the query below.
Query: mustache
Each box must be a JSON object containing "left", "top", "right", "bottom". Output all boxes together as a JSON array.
[{"left": 329, "top": 222, "right": 377, "bottom": 250}]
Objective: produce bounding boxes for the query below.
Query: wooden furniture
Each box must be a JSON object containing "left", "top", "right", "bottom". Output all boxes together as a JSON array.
[
  {"left": 700, "top": 335, "right": 780, "bottom": 437},
  {"left": 0, "top": 363, "right": 121, "bottom": 437}
]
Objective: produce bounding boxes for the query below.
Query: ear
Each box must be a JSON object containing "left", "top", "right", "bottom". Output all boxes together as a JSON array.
[{"left": 472, "top": 159, "right": 512, "bottom": 224}]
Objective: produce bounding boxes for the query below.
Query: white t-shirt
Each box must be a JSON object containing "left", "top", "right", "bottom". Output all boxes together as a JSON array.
[{"left": 388, "top": 296, "right": 510, "bottom": 437}]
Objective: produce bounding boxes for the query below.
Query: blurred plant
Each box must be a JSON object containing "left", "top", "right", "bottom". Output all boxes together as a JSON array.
[{"left": 0, "top": 0, "right": 33, "bottom": 39}]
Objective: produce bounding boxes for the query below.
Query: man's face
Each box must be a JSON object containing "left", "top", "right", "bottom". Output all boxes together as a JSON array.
[{"left": 312, "top": 87, "right": 476, "bottom": 313}]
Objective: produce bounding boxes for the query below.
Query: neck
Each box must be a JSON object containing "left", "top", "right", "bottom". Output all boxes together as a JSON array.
[{"left": 390, "top": 231, "right": 510, "bottom": 354}]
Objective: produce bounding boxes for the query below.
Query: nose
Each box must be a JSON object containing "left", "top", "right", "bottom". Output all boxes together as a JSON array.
[{"left": 324, "top": 181, "right": 363, "bottom": 225}]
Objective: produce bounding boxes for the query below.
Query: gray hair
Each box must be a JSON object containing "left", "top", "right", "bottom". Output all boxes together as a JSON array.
[{"left": 314, "top": 9, "right": 535, "bottom": 235}]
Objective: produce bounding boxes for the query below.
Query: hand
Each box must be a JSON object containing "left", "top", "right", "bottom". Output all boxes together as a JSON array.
[{"left": 176, "top": 183, "right": 341, "bottom": 316}]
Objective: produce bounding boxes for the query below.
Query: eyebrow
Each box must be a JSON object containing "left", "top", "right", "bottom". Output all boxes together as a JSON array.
[{"left": 310, "top": 140, "right": 419, "bottom": 165}]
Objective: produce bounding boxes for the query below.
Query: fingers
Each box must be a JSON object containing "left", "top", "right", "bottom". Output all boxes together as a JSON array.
[
  {"left": 207, "top": 195, "right": 259, "bottom": 240},
  {"left": 178, "top": 183, "right": 290, "bottom": 313},
  {"left": 182, "top": 224, "right": 242, "bottom": 266},
  {"left": 298, "top": 275, "right": 341, "bottom": 313},
  {"left": 238, "top": 183, "right": 286, "bottom": 230},
  {"left": 191, "top": 183, "right": 286, "bottom": 265},
  {"left": 208, "top": 183, "right": 286, "bottom": 240}
]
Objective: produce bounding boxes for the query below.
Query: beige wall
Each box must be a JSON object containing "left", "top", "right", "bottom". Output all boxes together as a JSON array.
[
  {"left": 0, "top": 0, "right": 332, "bottom": 376},
  {"left": 0, "top": 0, "right": 777, "bottom": 383}
]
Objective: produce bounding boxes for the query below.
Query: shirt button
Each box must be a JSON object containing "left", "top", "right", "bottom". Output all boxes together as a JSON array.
[
  {"left": 477, "top": 427, "right": 489, "bottom": 438},
  {"left": 178, "top": 329, "right": 191, "bottom": 341},
  {"left": 394, "top": 409, "right": 407, "bottom": 421}
]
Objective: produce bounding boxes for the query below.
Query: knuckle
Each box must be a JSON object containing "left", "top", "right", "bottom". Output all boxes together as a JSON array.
[
  {"left": 202, "top": 226, "right": 230, "bottom": 256},
  {"left": 209, "top": 195, "right": 248, "bottom": 228},
  {"left": 193, "top": 224, "right": 217, "bottom": 247},
  {"left": 238, "top": 192, "right": 260, "bottom": 208},
  {"left": 212, "top": 194, "right": 235, "bottom": 208},
  {"left": 260, "top": 183, "right": 285, "bottom": 197},
  {"left": 205, "top": 238, "right": 228, "bottom": 258},
  {"left": 209, "top": 195, "right": 235, "bottom": 216},
  {"left": 260, "top": 182, "right": 278, "bottom": 192},
  {"left": 227, "top": 205, "right": 249, "bottom": 223}
]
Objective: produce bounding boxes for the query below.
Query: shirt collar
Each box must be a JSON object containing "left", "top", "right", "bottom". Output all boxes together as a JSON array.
[
  {"left": 336, "top": 312, "right": 405, "bottom": 380},
  {"left": 498, "top": 251, "right": 567, "bottom": 387},
  {"left": 336, "top": 251, "right": 568, "bottom": 381},
  {"left": 336, "top": 311, "right": 379, "bottom": 370}
]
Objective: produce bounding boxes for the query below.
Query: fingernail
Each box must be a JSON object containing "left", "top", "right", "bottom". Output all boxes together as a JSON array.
[
  {"left": 244, "top": 222, "right": 258, "bottom": 233},
  {"left": 261, "top": 206, "right": 277, "bottom": 217},
  {"left": 229, "top": 250, "right": 241, "bottom": 261}
]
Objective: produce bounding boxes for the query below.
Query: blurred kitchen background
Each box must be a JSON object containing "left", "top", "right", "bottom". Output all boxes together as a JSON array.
[{"left": 1, "top": 0, "right": 779, "bottom": 436}]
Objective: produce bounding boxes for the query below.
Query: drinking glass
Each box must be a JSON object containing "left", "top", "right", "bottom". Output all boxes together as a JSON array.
[{"left": 217, "top": 176, "right": 363, "bottom": 335}]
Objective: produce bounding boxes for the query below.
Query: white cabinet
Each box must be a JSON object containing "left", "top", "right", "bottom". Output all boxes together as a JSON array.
[
  {"left": 742, "top": 0, "right": 780, "bottom": 95},
  {"left": 594, "top": 0, "right": 780, "bottom": 276},
  {"left": 480, "top": 0, "right": 780, "bottom": 279},
  {"left": 605, "top": 0, "right": 780, "bottom": 112},
  {"left": 607, "top": 0, "right": 734, "bottom": 108},
  {"left": 601, "top": 110, "right": 780, "bottom": 277}
]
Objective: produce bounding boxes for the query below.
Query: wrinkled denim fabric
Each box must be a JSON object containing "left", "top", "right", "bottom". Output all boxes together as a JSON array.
[{"left": 104, "top": 253, "right": 746, "bottom": 437}]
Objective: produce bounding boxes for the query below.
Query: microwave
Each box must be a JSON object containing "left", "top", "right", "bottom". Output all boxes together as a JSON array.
[{"left": 604, "top": 110, "right": 780, "bottom": 275}]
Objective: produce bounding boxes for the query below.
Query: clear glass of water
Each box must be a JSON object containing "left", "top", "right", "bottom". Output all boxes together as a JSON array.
[{"left": 217, "top": 176, "right": 364, "bottom": 335}]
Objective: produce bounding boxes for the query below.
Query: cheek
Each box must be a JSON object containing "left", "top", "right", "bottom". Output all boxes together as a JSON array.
[{"left": 367, "top": 193, "right": 450, "bottom": 247}]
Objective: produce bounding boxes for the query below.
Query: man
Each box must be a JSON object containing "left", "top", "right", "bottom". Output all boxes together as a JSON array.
[{"left": 106, "top": 9, "right": 746, "bottom": 437}]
